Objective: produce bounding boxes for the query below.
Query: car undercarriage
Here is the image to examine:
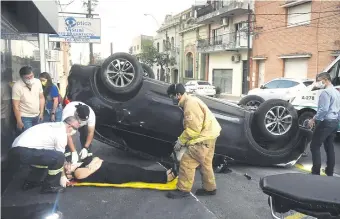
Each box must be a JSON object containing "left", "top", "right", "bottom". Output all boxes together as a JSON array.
[{"left": 65, "top": 52, "right": 313, "bottom": 167}]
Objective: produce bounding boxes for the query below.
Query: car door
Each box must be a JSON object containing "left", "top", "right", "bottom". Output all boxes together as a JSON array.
[
  {"left": 273, "top": 80, "right": 300, "bottom": 100},
  {"left": 259, "top": 80, "right": 282, "bottom": 100}
]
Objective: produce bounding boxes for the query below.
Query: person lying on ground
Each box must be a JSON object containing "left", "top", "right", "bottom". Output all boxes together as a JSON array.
[{"left": 60, "top": 156, "right": 178, "bottom": 187}]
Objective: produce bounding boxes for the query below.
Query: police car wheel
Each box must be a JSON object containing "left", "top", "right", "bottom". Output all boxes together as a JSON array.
[
  {"left": 100, "top": 52, "right": 143, "bottom": 94},
  {"left": 141, "top": 63, "right": 155, "bottom": 79},
  {"left": 255, "top": 99, "right": 298, "bottom": 141},
  {"left": 298, "top": 111, "right": 316, "bottom": 131}
]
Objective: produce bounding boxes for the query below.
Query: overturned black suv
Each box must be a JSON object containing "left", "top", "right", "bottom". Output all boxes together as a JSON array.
[{"left": 65, "top": 52, "right": 312, "bottom": 167}]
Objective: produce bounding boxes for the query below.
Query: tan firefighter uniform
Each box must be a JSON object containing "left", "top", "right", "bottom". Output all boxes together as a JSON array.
[{"left": 176, "top": 93, "right": 222, "bottom": 192}]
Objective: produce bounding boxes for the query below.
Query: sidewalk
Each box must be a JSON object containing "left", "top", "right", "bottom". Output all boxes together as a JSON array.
[{"left": 218, "top": 94, "right": 243, "bottom": 103}]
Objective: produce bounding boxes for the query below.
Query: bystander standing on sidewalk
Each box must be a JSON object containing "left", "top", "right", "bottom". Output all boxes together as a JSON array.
[
  {"left": 39, "top": 72, "right": 63, "bottom": 122},
  {"left": 12, "top": 66, "right": 45, "bottom": 132}
]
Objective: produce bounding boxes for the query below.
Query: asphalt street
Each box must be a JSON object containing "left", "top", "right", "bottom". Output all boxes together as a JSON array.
[{"left": 2, "top": 137, "right": 339, "bottom": 219}]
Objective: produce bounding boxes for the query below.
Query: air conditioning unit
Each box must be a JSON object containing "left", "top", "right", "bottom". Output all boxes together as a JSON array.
[
  {"left": 220, "top": 17, "right": 229, "bottom": 27},
  {"left": 231, "top": 54, "right": 241, "bottom": 63}
]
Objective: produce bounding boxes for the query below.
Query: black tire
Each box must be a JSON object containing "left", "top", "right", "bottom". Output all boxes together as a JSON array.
[
  {"left": 298, "top": 111, "right": 316, "bottom": 131},
  {"left": 140, "top": 63, "right": 155, "bottom": 79},
  {"left": 239, "top": 95, "right": 265, "bottom": 111},
  {"left": 100, "top": 52, "right": 143, "bottom": 94},
  {"left": 255, "top": 99, "right": 298, "bottom": 141}
]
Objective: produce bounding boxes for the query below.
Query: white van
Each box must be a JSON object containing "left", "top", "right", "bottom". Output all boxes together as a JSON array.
[{"left": 290, "top": 55, "right": 340, "bottom": 135}]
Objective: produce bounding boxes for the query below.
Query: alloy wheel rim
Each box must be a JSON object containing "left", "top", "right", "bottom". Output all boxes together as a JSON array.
[
  {"left": 264, "top": 106, "right": 293, "bottom": 135},
  {"left": 105, "top": 58, "right": 135, "bottom": 87}
]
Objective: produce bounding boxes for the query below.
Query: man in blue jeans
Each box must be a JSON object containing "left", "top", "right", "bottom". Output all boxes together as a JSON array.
[
  {"left": 308, "top": 72, "right": 340, "bottom": 176},
  {"left": 12, "top": 66, "right": 45, "bottom": 132}
]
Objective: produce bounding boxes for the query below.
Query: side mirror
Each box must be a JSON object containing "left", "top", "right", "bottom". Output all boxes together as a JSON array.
[{"left": 260, "top": 85, "right": 264, "bottom": 89}]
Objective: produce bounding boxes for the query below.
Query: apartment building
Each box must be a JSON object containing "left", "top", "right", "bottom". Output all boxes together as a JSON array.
[
  {"left": 252, "top": 0, "right": 340, "bottom": 88},
  {"left": 194, "top": 0, "right": 253, "bottom": 96},
  {"left": 153, "top": 14, "right": 182, "bottom": 82},
  {"left": 130, "top": 35, "right": 154, "bottom": 55}
]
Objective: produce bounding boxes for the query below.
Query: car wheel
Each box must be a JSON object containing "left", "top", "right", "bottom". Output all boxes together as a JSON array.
[
  {"left": 239, "top": 95, "right": 265, "bottom": 111},
  {"left": 140, "top": 63, "right": 155, "bottom": 79},
  {"left": 255, "top": 99, "right": 298, "bottom": 141},
  {"left": 100, "top": 52, "right": 143, "bottom": 94},
  {"left": 298, "top": 111, "right": 316, "bottom": 131}
]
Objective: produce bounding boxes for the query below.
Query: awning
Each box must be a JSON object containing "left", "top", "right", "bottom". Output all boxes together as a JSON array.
[{"left": 1, "top": 0, "right": 58, "bottom": 34}]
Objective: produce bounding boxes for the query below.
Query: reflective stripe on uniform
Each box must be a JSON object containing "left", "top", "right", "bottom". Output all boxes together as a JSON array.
[
  {"left": 187, "top": 136, "right": 218, "bottom": 145},
  {"left": 31, "top": 165, "right": 48, "bottom": 168},
  {"left": 48, "top": 166, "right": 64, "bottom": 175},
  {"left": 178, "top": 128, "right": 201, "bottom": 145}
]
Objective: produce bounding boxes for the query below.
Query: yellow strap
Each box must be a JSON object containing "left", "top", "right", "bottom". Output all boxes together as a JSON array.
[
  {"left": 72, "top": 178, "right": 178, "bottom": 191},
  {"left": 31, "top": 165, "right": 48, "bottom": 169},
  {"left": 48, "top": 166, "right": 64, "bottom": 175}
]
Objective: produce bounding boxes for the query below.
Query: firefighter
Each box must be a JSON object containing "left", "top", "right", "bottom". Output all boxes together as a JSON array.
[{"left": 165, "top": 83, "right": 222, "bottom": 199}]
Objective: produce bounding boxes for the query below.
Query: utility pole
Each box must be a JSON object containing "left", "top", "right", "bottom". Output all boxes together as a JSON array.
[
  {"left": 87, "top": 0, "right": 94, "bottom": 64},
  {"left": 246, "top": 2, "right": 251, "bottom": 93},
  {"left": 110, "top": 42, "right": 113, "bottom": 55}
]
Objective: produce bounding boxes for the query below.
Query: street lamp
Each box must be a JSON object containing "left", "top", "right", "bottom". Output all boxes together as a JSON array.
[{"left": 144, "top": 13, "right": 160, "bottom": 27}]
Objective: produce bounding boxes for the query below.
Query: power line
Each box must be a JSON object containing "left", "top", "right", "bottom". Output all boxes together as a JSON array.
[
  {"left": 254, "top": 9, "right": 340, "bottom": 16},
  {"left": 59, "top": 0, "right": 76, "bottom": 6},
  {"left": 254, "top": 13, "right": 339, "bottom": 35}
]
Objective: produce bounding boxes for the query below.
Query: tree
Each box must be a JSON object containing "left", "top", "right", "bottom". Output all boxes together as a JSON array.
[
  {"left": 138, "top": 36, "right": 177, "bottom": 81},
  {"left": 93, "top": 52, "right": 104, "bottom": 65}
]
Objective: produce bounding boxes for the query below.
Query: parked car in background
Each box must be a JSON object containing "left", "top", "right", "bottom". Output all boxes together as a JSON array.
[
  {"left": 239, "top": 78, "right": 314, "bottom": 111},
  {"left": 185, "top": 80, "right": 216, "bottom": 97}
]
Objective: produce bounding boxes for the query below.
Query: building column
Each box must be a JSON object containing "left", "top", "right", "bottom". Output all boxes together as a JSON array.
[{"left": 39, "top": 33, "right": 47, "bottom": 72}]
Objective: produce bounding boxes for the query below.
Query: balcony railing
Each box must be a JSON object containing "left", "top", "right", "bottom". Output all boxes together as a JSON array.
[
  {"left": 197, "top": 33, "right": 237, "bottom": 53},
  {"left": 196, "top": 4, "right": 214, "bottom": 18},
  {"left": 196, "top": 0, "right": 248, "bottom": 24}
]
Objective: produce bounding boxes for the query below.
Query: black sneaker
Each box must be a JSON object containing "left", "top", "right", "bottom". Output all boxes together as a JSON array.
[
  {"left": 195, "top": 189, "right": 216, "bottom": 196},
  {"left": 22, "top": 180, "right": 42, "bottom": 191},
  {"left": 166, "top": 189, "right": 190, "bottom": 199},
  {"left": 40, "top": 185, "right": 65, "bottom": 194}
]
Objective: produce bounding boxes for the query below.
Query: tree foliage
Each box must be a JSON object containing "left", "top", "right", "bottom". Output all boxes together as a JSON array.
[{"left": 138, "top": 37, "right": 177, "bottom": 81}]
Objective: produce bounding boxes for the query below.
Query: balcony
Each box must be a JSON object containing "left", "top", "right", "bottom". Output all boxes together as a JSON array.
[
  {"left": 197, "top": 32, "right": 251, "bottom": 53},
  {"left": 196, "top": 0, "right": 249, "bottom": 24}
]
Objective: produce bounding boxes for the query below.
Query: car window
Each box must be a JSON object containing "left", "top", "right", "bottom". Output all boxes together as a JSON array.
[
  {"left": 197, "top": 81, "right": 211, "bottom": 85},
  {"left": 277, "top": 80, "right": 299, "bottom": 88},
  {"left": 303, "top": 81, "right": 314, "bottom": 86},
  {"left": 263, "top": 80, "right": 281, "bottom": 89}
]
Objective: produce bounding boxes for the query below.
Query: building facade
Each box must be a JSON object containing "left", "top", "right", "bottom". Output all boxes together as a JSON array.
[
  {"left": 179, "top": 8, "right": 207, "bottom": 84},
  {"left": 252, "top": 0, "right": 340, "bottom": 89},
  {"left": 194, "top": 0, "right": 253, "bottom": 96},
  {"left": 153, "top": 13, "right": 182, "bottom": 82},
  {"left": 130, "top": 34, "right": 154, "bottom": 56}
]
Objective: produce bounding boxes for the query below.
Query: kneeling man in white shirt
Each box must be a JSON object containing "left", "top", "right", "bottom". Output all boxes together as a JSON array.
[{"left": 9, "top": 116, "right": 80, "bottom": 194}]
